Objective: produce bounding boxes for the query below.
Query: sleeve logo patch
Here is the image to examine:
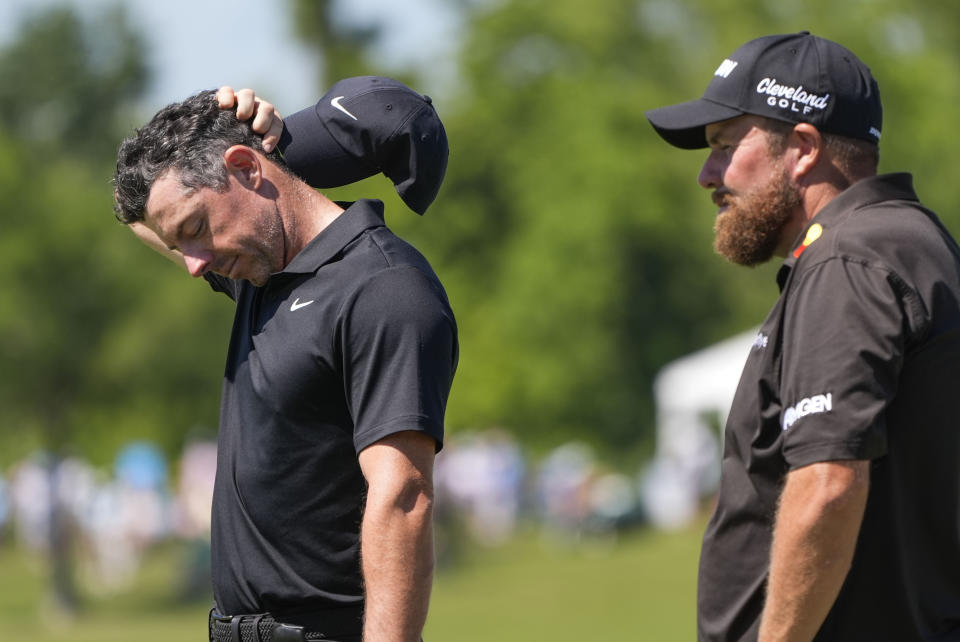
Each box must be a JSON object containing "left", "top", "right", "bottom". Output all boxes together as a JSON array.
[{"left": 782, "top": 393, "right": 833, "bottom": 431}]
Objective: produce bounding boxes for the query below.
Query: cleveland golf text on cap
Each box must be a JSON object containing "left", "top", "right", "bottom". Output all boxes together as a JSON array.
[{"left": 645, "top": 32, "right": 882, "bottom": 149}]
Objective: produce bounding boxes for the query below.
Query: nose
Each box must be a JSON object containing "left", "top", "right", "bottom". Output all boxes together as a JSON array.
[
  {"left": 698, "top": 150, "right": 722, "bottom": 190},
  {"left": 183, "top": 251, "right": 213, "bottom": 277}
]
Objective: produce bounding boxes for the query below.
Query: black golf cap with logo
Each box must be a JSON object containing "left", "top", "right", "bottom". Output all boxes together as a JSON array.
[
  {"left": 278, "top": 75, "right": 448, "bottom": 214},
  {"left": 645, "top": 31, "right": 882, "bottom": 150}
]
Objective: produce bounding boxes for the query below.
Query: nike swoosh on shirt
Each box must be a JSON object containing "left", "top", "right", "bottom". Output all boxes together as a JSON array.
[
  {"left": 330, "top": 96, "right": 358, "bottom": 120},
  {"left": 290, "top": 298, "right": 315, "bottom": 311}
]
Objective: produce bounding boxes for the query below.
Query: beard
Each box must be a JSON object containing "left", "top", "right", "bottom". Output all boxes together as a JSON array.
[{"left": 712, "top": 166, "right": 801, "bottom": 267}]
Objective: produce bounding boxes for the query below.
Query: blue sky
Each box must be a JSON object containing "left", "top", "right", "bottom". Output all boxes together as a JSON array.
[{"left": 0, "top": 0, "right": 460, "bottom": 116}]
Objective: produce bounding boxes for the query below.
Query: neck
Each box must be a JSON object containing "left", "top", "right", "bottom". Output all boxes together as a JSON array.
[
  {"left": 796, "top": 158, "right": 878, "bottom": 226},
  {"left": 772, "top": 174, "right": 846, "bottom": 259},
  {"left": 802, "top": 182, "right": 844, "bottom": 223},
  {"left": 274, "top": 172, "right": 344, "bottom": 264}
]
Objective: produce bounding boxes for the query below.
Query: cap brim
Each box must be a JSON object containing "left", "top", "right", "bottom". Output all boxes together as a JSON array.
[{"left": 645, "top": 99, "right": 745, "bottom": 149}]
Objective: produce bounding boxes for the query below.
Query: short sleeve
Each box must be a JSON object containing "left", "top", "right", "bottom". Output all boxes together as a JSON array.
[
  {"left": 779, "top": 257, "right": 920, "bottom": 468},
  {"left": 338, "top": 266, "right": 458, "bottom": 454}
]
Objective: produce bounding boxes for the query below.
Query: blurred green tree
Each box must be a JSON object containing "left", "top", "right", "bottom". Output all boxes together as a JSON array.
[
  {"left": 0, "top": 6, "right": 146, "bottom": 160},
  {"left": 408, "top": 0, "right": 777, "bottom": 455},
  {"left": 0, "top": 5, "right": 150, "bottom": 612},
  {"left": 0, "top": 5, "right": 231, "bottom": 609},
  {"left": 290, "top": 0, "right": 960, "bottom": 459},
  {"left": 0, "top": 5, "right": 238, "bottom": 468},
  {"left": 289, "top": 0, "right": 380, "bottom": 84}
]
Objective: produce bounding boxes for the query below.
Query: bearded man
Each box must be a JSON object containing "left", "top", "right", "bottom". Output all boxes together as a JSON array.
[{"left": 647, "top": 32, "right": 960, "bottom": 642}]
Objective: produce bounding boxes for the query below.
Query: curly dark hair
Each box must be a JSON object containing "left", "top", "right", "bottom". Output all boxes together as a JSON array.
[{"left": 113, "top": 89, "right": 288, "bottom": 223}]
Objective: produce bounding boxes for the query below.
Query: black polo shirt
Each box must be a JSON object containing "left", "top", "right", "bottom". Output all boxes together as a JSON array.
[
  {"left": 698, "top": 174, "right": 960, "bottom": 641},
  {"left": 203, "top": 199, "right": 458, "bottom": 626}
]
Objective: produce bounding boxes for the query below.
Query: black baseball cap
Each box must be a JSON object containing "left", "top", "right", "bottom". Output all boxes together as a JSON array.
[
  {"left": 645, "top": 32, "right": 882, "bottom": 149},
  {"left": 278, "top": 76, "right": 449, "bottom": 214}
]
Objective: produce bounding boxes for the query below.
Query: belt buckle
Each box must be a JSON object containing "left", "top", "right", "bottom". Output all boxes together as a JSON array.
[
  {"left": 208, "top": 609, "right": 231, "bottom": 641},
  {"left": 211, "top": 611, "right": 233, "bottom": 624},
  {"left": 272, "top": 623, "right": 306, "bottom": 642}
]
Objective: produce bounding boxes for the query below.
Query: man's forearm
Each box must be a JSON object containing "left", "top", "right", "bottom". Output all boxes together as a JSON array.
[
  {"left": 358, "top": 431, "right": 438, "bottom": 642},
  {"left": 360, "top": 485, "right": 434, "bottom": 642},
  {"left": 759, "top": 460, "right": 870, "bottom": 642}
]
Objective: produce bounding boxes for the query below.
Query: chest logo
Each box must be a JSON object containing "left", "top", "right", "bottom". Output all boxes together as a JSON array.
[
  {"left": 792, "top": 223, "right": 824, "bottom": 259},
  {"left": 290, "top": 297, "right": 315, "bottom": 312}
]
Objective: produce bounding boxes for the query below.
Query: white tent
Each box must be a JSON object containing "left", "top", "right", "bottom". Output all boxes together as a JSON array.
[{"left": 642, "top": 327, "right": 760, "bottom": 529}]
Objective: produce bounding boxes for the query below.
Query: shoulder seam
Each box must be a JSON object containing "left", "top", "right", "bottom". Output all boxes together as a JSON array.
[{"left": 790, "top": 255, "right": 929, "bottom": 342}]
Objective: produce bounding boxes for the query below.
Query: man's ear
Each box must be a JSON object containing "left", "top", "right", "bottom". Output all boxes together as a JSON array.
[
  {"left": 790, "top": 123, "right": 823, "bottom": 180},
  {"left": 223, "top": 145, "right": 262, "bottom": 190}
]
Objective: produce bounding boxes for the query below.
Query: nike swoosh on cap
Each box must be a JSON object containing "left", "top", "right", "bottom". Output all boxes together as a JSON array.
[{"left": 330, "top": 96, "right": 358, "bottom": 121}]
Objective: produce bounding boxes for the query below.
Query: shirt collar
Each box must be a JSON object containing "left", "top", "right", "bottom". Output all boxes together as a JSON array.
[
  {"left": 279, "top": 199, "right": 387, "bottom": 277},
  {"left": 776, "top": 173, "right": 918, "bottom": 290}
]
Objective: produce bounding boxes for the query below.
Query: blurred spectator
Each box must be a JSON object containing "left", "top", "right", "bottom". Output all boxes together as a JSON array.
[
  {"left": 113, "top": 442, "right": 171, "bottom": 545},
  {"left": 0, "top": 473, "right": 8, "bottom": 537},
  {"left": 172, "top": 438, "right": 217, "bottom": 600},
  {"left": 9, "top": 453, "right": 53, "bottom": 552},
  {"left": 56, "top": 456, "right": 98, "bottom": 531},
  {"left": 585, "top": 472, "right": 639, "bottom": 533},
  {"left": 173, "top": 439, "right": 217, "bottom": 539},
  {"left": 83, "top": 442, "right": 172, "bottom": 590},
  {"left": 436, "top": 429, "right": 525, "bottom": 545},
  {"left": 534, "top": 441, "right": 595, "bottom": 536},
  {"left": 0, "top": 427, "right": 681, "bottom": 599}
]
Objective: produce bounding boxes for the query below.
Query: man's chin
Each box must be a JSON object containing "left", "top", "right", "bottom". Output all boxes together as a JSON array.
[
  {"left": 714, "top": 214, "right": 775, "bottom": 267},
  {"left": 714, "top": 230, "right": 779, "bottom": 267},
  {"left": 716, "top": 246, "right": 769, "bottom": 267},
  {"left": 245, "top": 274, "right": 269, "bottom": 287},
  {"left": 214, "top": 268, "right": 268, "bottom": 286},
  {"left": 711, "top": 169, "right": 798, "bottom": 267}
]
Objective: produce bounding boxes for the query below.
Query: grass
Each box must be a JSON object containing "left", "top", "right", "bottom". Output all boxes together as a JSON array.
[
  {"left": 0, "top": 517, "right": 704, "bottom": 641},
  {"left": 0, "top": 540, "right": 211, "bottom": 641},
  {"left": 425, "top": 522, "right": 702, "bottom": 641}
]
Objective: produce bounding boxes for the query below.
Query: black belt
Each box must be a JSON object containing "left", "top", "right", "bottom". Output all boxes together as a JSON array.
[{"left": 209, "top": 610, "right": 327, "bottom": 642}]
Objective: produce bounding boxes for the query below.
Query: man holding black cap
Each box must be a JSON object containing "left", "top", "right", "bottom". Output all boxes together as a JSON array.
[
  {"left": 113, "top": 76, "right": 458, "bottom": 642},
  {"left": 647, "top": 33, "right": 960, "bottom": 641}
]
